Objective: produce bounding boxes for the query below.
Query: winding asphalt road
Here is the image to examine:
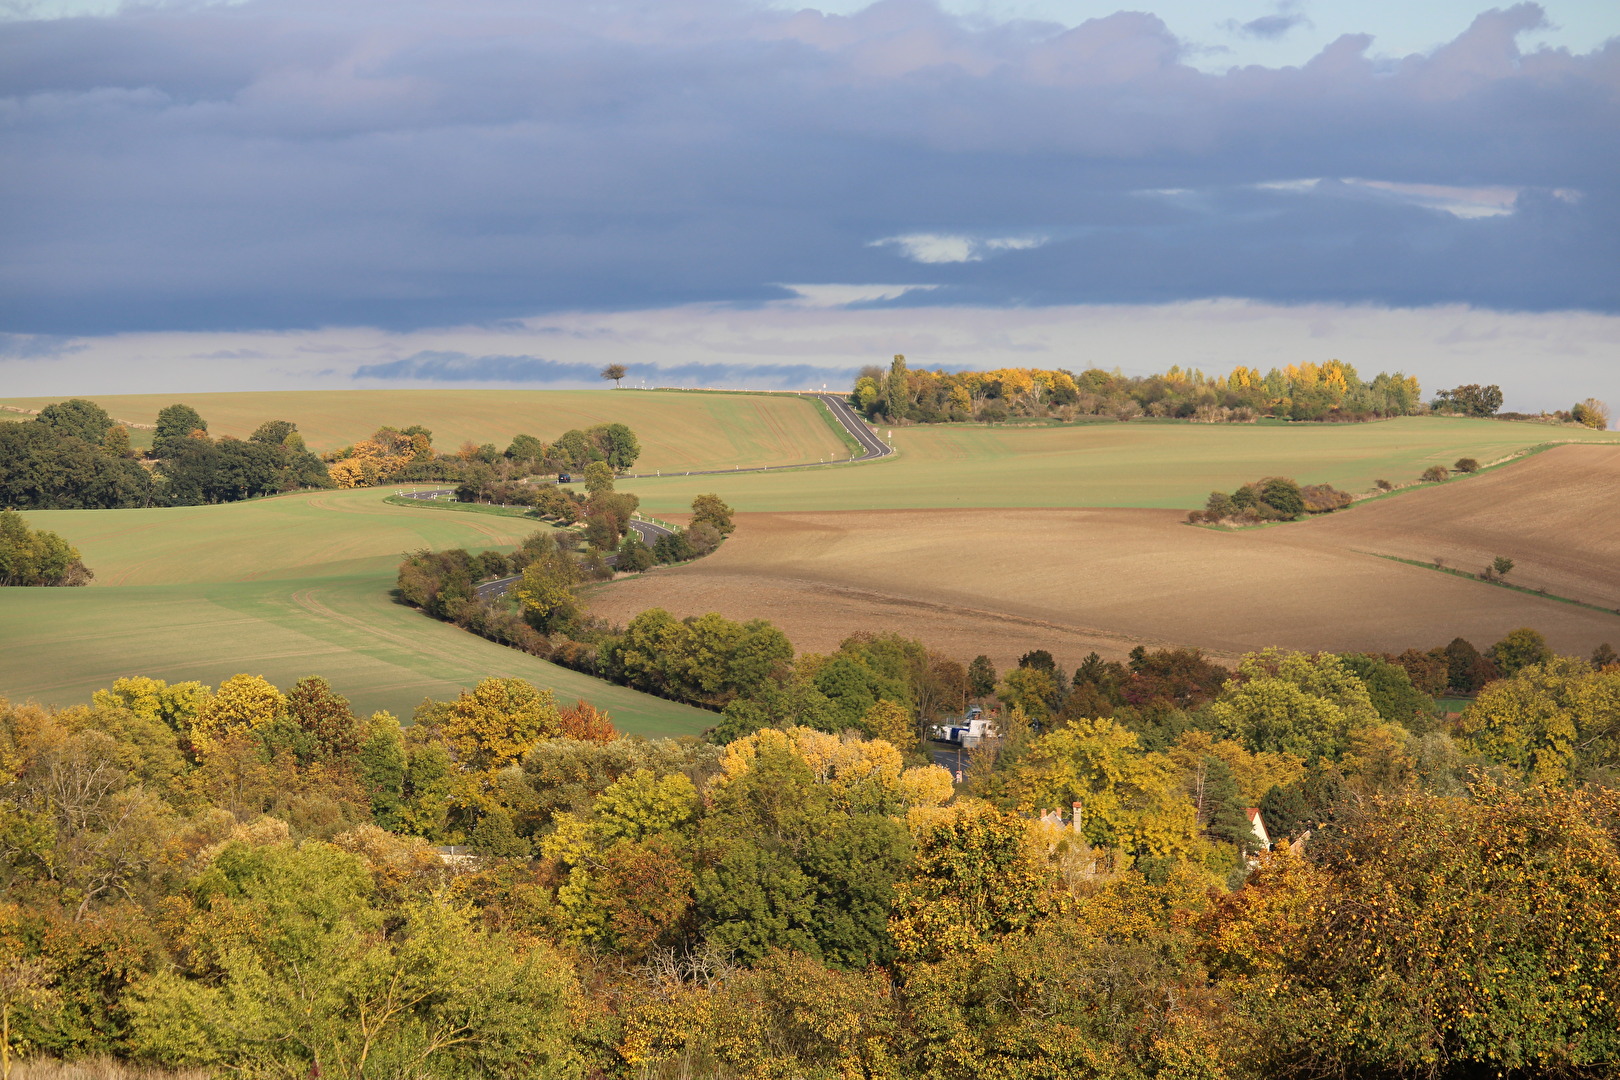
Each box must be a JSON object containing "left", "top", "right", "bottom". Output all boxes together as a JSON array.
[{"left": 398, "top": 392, "right": 891, "bottom": 600}]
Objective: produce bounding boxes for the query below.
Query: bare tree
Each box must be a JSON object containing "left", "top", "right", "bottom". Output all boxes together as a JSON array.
[{"left": 601, "top": 364, "right": 628, "bottom": 388}]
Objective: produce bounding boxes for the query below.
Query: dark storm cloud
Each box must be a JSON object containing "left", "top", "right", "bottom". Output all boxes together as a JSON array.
[
  {"left": 1, "top": 0, "right": 1616, "bottom": 334},
  {"left": 355, "top": 350, "right": 855, "bottom": 387}
]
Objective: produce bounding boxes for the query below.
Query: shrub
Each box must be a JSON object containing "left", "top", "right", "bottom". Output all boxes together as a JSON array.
[
  {"left": 1259, "top": 477, "right": 1304, "bottom": 517},
  {"left": 1421, "top": 465, "right": 1449, "bottom": 482},
  {"left": 1375, "top": 479, "right": 1393, "bottom": 491},
  {"left": 1300, "top": 484, "right": 1353, "bottom": 513},
  {"left": 1454, "top": 457, "right": 1480, "bottom": 473}
]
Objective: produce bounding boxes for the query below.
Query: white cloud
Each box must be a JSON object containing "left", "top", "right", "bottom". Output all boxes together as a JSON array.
[
  {"left": 774, "top": 283, "right": 938, "bottom": 307},
  {"left": 1249, "top": 177, "right": 1584, "bottom": 220},
  {"left": 5, "top": 300, "right": 1616, "bottom": 415},
  {"left": 870, "top": 233, "right": 1050, "bottom": 264}
]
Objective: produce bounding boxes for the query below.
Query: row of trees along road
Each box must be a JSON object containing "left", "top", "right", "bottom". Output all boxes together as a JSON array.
[{"left": 3, "top": 638, "right": 1620, "bottom": 1078}]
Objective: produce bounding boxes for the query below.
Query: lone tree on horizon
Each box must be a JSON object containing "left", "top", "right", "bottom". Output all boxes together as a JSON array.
[{"left": 601, "top": 363, "right": 628, "bottom": 388}]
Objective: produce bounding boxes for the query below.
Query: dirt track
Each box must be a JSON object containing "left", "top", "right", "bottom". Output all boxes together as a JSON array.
[{"left": 585, "top": 446, "right": 1620, "bottom": 669}]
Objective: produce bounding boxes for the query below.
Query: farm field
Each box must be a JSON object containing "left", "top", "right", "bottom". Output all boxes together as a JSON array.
[
  {"left": 585, "top": 445, "right": 1620, "bottom": 669},
  {"left": 0, "top": 389, "right": 848, "bottom": 473},
  {"left": 619, "top": 415, "right": 1620, "bottom": 513},
  {"left": 3, "top": 488, "right": 713, "bottom": 735}
]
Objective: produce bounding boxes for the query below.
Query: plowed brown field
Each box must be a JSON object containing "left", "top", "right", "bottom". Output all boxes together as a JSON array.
[{"left": 585, "top": 445, "right": 1620, "bottom": 668}]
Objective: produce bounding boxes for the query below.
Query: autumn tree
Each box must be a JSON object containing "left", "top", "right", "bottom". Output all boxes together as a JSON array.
[
  {"left": 1487, "top": 626, "right": 1551, "bottom": 676},
  {"left": 1458, "top": 657, "right": 1620, "bottom": 785},
  {"left": 601, "top": 363, "right": 628, "bottom": 387},
  {"left": 1209, "top": 784, "right": 1620, "bottom": 1076},
  {"left": 440, "top": 677, "right": 561, "bottom": 772},
  {"left": 191, "top": 674, "right": 286, "bottom": 751},
  {"left": 514, "top": 535, "right": 579, "bottom": 629},
  {"left": 1571, "top": 397, "right": 1610, "bottom": 429},
  {"left": 690, "top": 493, "right": 735, "bottom": 536},
  {"left": 284, "top": 675, "right": 362, "bottom": 761}
]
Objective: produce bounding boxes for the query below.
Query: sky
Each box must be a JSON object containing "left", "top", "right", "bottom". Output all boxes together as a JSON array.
[{"left": 2, "top": 0, "right": 1617, "bottom": 409}]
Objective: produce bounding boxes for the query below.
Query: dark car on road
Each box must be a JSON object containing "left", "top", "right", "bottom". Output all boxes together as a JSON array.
[{"left": 557, "top": 473, "right": 573, "bottom": 483}]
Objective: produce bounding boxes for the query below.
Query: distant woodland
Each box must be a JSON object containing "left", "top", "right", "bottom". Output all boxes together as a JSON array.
[{"left": 0, "top": 398, "right": 641, "bottom": 510}]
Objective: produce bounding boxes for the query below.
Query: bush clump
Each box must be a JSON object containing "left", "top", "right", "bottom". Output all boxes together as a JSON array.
[
  {"left": 1194, "top": 476, "right": 1351, "bottom": 524},
  {"left": 1421, "top": 465, "right": 1450, "bottom": 482}
]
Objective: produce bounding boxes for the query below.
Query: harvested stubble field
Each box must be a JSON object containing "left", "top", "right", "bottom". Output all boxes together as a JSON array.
[
  {"left": 3, "top": 488, "right": 712, "bottom": 735},
  {"left": 620, "top": 415, "right": 1620, "bottom": 513},
  {"left": 586, "top": 445, "right": 1620, "bottom": 669},
  {"left": 0, "top": 389, "right": 847, "bottom": 474}
]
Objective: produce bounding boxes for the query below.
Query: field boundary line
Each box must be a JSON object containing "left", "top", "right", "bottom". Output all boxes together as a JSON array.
[{"left": 1360, "top": 551, "right": 1620, "bottom": 618}]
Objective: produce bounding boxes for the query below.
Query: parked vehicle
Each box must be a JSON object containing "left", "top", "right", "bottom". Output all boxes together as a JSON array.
[
  {"left": 557, "top": 473, "right": 573, "bottom": 483},
  {"left": 930, "top": 706, "right": 998, "bottom": 746}
]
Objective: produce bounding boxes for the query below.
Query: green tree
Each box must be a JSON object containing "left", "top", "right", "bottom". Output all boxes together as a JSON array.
[
  {"left": 514, "top": 536, "right": 579, "bottom": 629},
  {"left": 1259, "top": 476, "right": 1304, "bottom": 517},
  {"left": 36, "top": 399, "right": 115, "bottom": 445},
  {"left": 1488, "top": 626, "right": 1550, "bottom": 676},
  {"left": 152, "top": 403, "right": 207, "bottom": 457},
  {"left": 1337, "top": 654, "right": 1435, "bottom": 732},
  {"left": 582, "top": 460, "right": 615, "bottom": 497},
  {"left": 967, "top": 655, "right": 997, "bottom": 700},
  {"left": 504, "top": 433, "right": 545, "bottom": 464},
  {"left": 1208, "top": 649, "right": 1379, "bottom": 763},
  {"left": 616, "top": 531, "right": 656, "bottom": 572},
  {"left": 248, "top": 420, "right": 298, "bottom": 447}
]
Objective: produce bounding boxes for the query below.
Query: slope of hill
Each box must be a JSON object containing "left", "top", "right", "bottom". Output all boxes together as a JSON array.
[
  {"left": 4, "top": 488, "right": 713, "bottom": 735},
  {"left": 615, "top": 415, "right": 1619, "bottom": 513},
  {"left": 0, "top": 389, "right": 849, "bottom": 473},
  {"left": 585, "top": 445, "right": 1620, "bottom": 668}
]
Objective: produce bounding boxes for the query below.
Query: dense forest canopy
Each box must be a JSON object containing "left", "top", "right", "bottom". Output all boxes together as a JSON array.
[{"left": 4, "top": 630, "right": 1619, "bottom": 1078}]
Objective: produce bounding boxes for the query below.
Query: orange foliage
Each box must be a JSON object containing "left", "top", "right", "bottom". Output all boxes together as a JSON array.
[{"left": 558, "top": 699, "right": 618, "bottom": 743}]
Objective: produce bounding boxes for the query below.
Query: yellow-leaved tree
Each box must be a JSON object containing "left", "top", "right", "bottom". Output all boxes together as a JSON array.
[
  {"left": 1459, "top": 657, "right": 1620, "bottom": 785},
  {"left": 190, "top": 674, "right": 285, "bottom": 751},
  {"left": 1009, "top": 717, "right": 1200, "bottom": 860},
  {"left": 441, "top": 677, "right": 561, "bottom": 773}
]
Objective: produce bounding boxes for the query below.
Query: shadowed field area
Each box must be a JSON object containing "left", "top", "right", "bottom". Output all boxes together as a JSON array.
[
  {"left": 4, "top": 488, "right": 713, "bottom": 734},
  {"left": 0, "top": 389, "right": 848, "bottom": 473},
  {"left": 618, "top": 415, "right": 1620, "bottom": 513},
  {"left": 586, "top": 445, "right": 1620, "bottom": 669}
]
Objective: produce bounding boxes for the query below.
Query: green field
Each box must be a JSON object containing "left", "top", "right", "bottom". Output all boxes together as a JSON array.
[
  {"left": 2, "top": 488, "right": 713, "bottom": 736},
  {"left": 619, "top": 416, "right": 1620, "bottom": 513},
  {"left": 0, "top": 389, "right": 848, "bottom": 473}
]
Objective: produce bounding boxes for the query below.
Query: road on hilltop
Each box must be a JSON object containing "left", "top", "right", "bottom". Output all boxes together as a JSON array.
[{"left": 399, "top": 392, "right": 890, "bottom": 600}]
